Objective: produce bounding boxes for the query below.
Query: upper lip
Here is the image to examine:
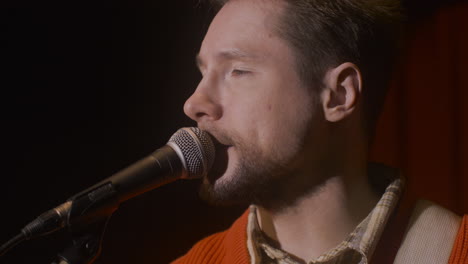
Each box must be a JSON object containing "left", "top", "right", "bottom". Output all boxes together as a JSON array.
[
  {"left": 211, "top": 135, "right": 231, "bottom": 149},
  {"left": 199, "top": 127, "right": 232, "bottom": 147}
]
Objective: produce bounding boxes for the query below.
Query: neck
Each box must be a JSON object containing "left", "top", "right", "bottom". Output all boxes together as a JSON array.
[{"left": 257, "top": 161, "right": 379, "bottom": 262}]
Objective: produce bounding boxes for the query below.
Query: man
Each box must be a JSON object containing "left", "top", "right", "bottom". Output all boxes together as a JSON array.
[{"left": 174, "top": 0, "right": 467, "bottom": 263}]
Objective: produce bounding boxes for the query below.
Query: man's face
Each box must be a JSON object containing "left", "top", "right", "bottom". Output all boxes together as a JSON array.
[{"left": 184, "top": 0, "right": 326, "bottom": 207}]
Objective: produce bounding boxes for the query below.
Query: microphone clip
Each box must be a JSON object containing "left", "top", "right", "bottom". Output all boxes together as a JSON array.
[{"left": 53, "top": 215, "right": 112, "bottom": 264}]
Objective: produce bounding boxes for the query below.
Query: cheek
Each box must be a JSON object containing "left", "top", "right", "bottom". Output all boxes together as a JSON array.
[
  {"left": 262, "top": 91, "right": 315, "bottom": 158},
  {"left": 222, "top": 74, "right": 314, "bottom": 156},
  {"left": 240, "top": 98, "right": 294, "bottom": 155},
  {"left": 222, "top": 97, "right": 273, "bottom": 156},
  {"left": 221, "top": 93, "right": 262, "bottom": 140}
]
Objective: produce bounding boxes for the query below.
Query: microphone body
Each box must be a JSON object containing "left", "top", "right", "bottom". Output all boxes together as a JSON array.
[
  {"left": 19, "top": 127, "right": 214, "bottom": 240},
  {"left": 72, "top": 144, "right": 183, "bottom": 206}
]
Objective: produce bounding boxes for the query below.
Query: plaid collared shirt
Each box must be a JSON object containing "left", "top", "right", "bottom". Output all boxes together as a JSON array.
[{"left": 246, "top": 165, "right": 404, "bottom": 264}]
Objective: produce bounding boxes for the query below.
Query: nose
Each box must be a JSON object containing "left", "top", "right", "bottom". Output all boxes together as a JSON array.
[{"left": 183, "top": 80, "right": 223, "bottom": 123}]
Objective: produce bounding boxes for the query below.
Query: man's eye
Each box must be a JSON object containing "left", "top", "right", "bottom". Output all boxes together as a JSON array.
[{"left": 231, "top": 69, "right": 250, "bottom": 76}]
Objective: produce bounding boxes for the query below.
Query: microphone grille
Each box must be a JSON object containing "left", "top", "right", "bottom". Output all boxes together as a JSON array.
[{"left": 168, "top": 127, "right": 215, "bottom": 179}]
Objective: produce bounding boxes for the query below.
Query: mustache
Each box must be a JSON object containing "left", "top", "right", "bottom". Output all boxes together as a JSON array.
[{"left": 198, "top": 125, "right": 234, "bottom": 147}]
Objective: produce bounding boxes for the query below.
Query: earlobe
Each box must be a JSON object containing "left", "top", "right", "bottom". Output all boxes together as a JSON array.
[{"left": 321, "top": 62, "right": 362, "bottom": 122}]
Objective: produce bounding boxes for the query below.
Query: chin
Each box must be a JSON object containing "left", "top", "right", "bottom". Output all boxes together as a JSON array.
[
  {"left": 199, "top": 157, "right": 250, "bottom": 206},
  {"left": 208, "top": 153, "right": 238, "bottom": 189}
]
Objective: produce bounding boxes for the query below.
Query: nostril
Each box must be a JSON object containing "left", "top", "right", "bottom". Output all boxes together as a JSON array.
[
  {"left": 195, "top": 112, "right": 207, "bottom": 119},
  {"left": 188, "top": 102, "right": 222, "bottom": 122}
]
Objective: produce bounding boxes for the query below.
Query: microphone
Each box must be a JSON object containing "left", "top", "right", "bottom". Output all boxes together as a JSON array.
[{"left": 3, "top": 127, "right": 215, "bottom": 250}]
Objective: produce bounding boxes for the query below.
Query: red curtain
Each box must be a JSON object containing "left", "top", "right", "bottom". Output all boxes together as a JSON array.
[{"left": 371, "top": 2, "right": 468, "bottom": 215}]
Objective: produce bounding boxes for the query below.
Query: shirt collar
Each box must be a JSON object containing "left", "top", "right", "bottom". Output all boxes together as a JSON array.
[{"left": 246, "top": 164, "right": 404, "bottom": 264}]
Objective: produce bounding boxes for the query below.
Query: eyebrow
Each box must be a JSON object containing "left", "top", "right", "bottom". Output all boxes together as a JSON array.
[{"left": 196, "top": 49, "right": 260, "bottom": 69}]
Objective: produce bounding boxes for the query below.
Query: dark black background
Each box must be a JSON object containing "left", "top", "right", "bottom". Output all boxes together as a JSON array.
[
  {"left": 2, "top": 2, "right": 245, "bottom": 263},
  {"left": 0, "top": 0, "right": 463, "bottom": 263}
]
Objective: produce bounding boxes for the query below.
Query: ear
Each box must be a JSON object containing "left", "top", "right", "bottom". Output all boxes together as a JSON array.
[{"left": 321, "top": 62, "right": 362, "bottom": 122}]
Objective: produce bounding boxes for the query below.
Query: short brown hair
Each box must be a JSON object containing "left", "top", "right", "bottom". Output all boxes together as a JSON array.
[{"left": 206, "top": 0, "right": 404, "bottom": 133}]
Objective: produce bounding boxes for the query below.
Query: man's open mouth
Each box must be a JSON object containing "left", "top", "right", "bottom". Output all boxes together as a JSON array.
[{"left": 207, "top": 136, "right": 231, "bottom": 183}]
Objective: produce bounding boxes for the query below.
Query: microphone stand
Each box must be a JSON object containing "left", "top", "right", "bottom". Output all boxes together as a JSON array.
[{"left": 0, "top": 182, "right": 119, "bottom": 261}]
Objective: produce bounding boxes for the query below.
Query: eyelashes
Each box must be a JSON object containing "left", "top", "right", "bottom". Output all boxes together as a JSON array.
[
  {"left": 231, "top": 69, "right": 251, "bottom": 77},
  {"left": 197, "top": 67, "right": 253, "bottom": 80}
]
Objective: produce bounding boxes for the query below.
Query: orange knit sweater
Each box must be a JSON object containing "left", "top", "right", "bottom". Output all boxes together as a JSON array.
[
  {"left": 172, "top": 210, "right": 250, "bottom": 264},
  {"left": 449, "top": 215, "right": 468, "bottom": 264},
  {"left": 172, "top": 211, "right": 468, "bottom": 264}
]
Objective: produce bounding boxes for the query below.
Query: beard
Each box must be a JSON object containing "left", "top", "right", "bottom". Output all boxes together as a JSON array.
[{"left": 199, "top": 126, "right": 330, "bottom": 213}]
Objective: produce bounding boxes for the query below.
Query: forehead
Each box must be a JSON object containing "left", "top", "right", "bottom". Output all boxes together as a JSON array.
[
  {"left": 214, "top": 0, "right": 282, "bottom": 30},
  {"left": 199, "top": 0, "right": 287, "bottom": 62}
]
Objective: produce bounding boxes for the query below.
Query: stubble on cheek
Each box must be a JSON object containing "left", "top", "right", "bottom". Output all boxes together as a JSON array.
[
  {"left": 198, "top": 132, "right": 291, "bottom": 207},
  {"left": 198, "top": 112, "right": 329, "bottom": 211}
]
